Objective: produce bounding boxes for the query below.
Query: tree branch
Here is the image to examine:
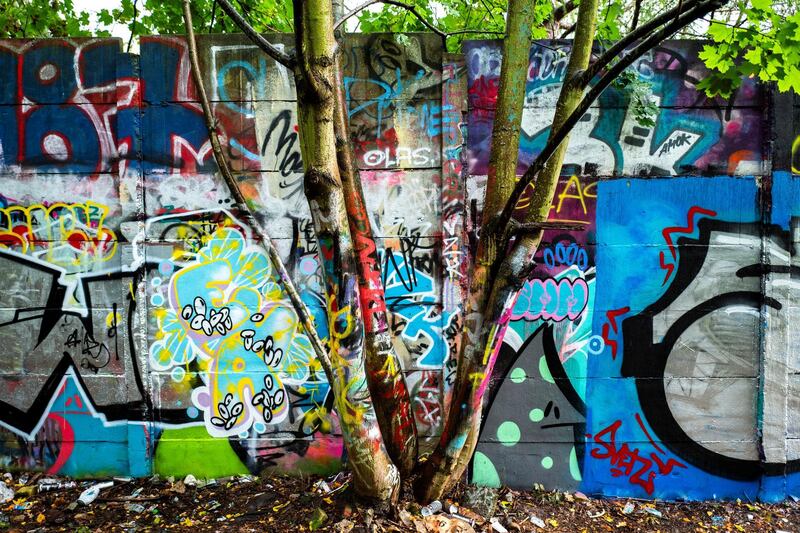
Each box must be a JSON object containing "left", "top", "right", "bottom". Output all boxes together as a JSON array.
[
  {"left": 181, "top": 0, "right": 332, "bottom": 381},
  {"left": 552, "top": 0, "right": 577, "bottom": 23},
  {"left": 215, "top": 0, "right": 296, "bottom": 69},
  {"left": 580, "top": 0, "right": 705, "bottom": 85},
  {"left": 495, "top": 0, "right": 726, "bottom": 239},
  {"left": 333, "top": 0, "right": 446, "bottom": 37}
]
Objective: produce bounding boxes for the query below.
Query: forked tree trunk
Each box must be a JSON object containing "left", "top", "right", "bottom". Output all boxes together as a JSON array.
[
  {"left": 332, "top": 60, "right": 418, "bottom": 477},
  {"left": 292, "top": 0, "right": 400, "bottom": 502},
  {"left": 416, "top": 0, "right": 599, "bottom": 502}
]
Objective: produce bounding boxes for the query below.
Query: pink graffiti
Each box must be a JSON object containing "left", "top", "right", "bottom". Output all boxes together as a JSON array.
[{"left": 511, "top": 277, "right": 589, "bottom": 322}]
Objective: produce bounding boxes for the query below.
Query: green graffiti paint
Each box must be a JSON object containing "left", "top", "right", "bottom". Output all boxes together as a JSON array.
[
  {"left": 529, "top": 408, "right": 544, "bottom": 422},
  {"left": 541, "top": 456, "right": 553, "bottom": 469},
  {"left": 497, "top": 421, "right": 521, "bottom": 446},
  {"left": 538, "top": 355, "right": 555, "bottom": 383},
  {"left": 569, "top": 446, "right": 582, "bottom": 481},
  {"left": 154, "top": 427, "right": 249, "bottom": 478},
  {"left": 472, "top": 451, "right": 501, "bottom": 488},
  {"left": 510, "top": 367, "right": 526, "bottom": 383}
]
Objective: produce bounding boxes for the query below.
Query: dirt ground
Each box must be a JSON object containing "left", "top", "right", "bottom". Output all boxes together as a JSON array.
[{"left": 1, "top": 471, "right": 799, "bottom": 532}]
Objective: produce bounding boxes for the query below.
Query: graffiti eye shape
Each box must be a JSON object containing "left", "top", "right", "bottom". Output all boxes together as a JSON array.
[
  {"left": 209, "top": 310, "right": 222, "bottom": 327},
  {"left": 224, "top": 316, "right": 233, "bottom": 330},
  {"left": 201, "top": 319, "right": 213, "bottom": 336},
  {"left": 193, "top": 296, "right": 206, "bottom": 316},
  {"left": 252, "top": 340, "right": 265, "bottom": 353},
  {"left": 272, "top": 348, "right": 283, "bottom": 366},
  {"left": 224, "top": 393, "right": 233, "bottom": 405},
  {"left": 181, "top": 305, "right": 193, "bottom": 320},
  {"left": 243, "top": 336, "right": 253, "bottom": 350},
  {"left": 215, "top": 322, "right": 227, "bottom": 335},
  {"left": 225, "top": 418, "right": 236, "bottom": 430},
  {"left": 274, "top": 389, "right": 285, "bottom": 406},
  {"left": 230, "top": 402, "right": 243, "bottom": 417},
  {"left": 251, "top": 313, "right": 264, "bottom": 322},
  {"left": 252, "top": 392, "right": 264, "bottom": 406},
  {"left": 218, "top": 403, "right": 230, "bottom": 418},
  {"left": 190, "top": 315, "right": 205, "bottom": 330},
  {"left": 264, "top": 375, "right": 274, "bottom": 390},
  {"left": 265, "top": 336, "right": 274, "bottom": 351},
  {"left": 241, "top": 329, "right": 255, "bottom": 338},
  {"left": 263, "top": 407, "right": 273, "bottom": 423},
  {"left": 210, "top": 416, "right": 226, "bottom": 427}
]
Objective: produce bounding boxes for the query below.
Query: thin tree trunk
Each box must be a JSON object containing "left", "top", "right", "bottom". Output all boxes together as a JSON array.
[
  {"left": 415, "top": 0, "right": 541, "bottom": 501},
  {"left": 454, "top": 0, "right": 601, "bottom": 494},
  {"left": 292, "top": 0, "right": 400, "bottom": 502},
  {"left": 332, "top": 59, "right": 418, "bottom": 476},
  {"left": 181, "top": 0, "right": 332, "bottom": 381}
]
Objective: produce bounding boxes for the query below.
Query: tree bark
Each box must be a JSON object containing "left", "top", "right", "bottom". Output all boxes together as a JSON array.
[
  {"left": 414, "top": 0, "right": 542, "bottom": 502},
  {"left": 293, "top": 0, "right": 399, "bottom": 502},
  {"left": 331, "top": 55, "right": 418, "bottom": 477}
]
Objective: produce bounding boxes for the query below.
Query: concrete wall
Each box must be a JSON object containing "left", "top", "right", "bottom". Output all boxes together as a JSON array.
[{"left": 0, "top": 34, "right": 796, "bottom": 500}]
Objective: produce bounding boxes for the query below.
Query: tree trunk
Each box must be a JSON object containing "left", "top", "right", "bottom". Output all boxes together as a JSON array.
[
  {"left": 293, "top": 0, "right": 399, "bottom": 502},
  {"left": 332, "top": 58, "right": 418, "bottom": 477},
  {"left": 415, "top": 0, "right": 540, "bottom": 501}
]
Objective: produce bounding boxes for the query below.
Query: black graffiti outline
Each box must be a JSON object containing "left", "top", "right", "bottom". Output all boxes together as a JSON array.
[{"left": 621, "top": 218, "right": 800, "bottom": 480}]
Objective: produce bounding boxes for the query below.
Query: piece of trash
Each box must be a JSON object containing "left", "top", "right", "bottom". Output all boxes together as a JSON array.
[
  {"left": 490, "top": 517, "right": 508, "bottom": 533},
  {"left": 78, "top": 481, "right": 114, "bottom": 505},
  {"left": 711, "top": 515, "right": 724, "bottom": 525},
  {"left": 574, "top": 491, "right": 590, "bottom": 501},
  {"left": 449, "top": 512, "right": 476, "bottom": 526},
  {"left": 125, "top": 503, "right": 146, "bottom": 513},
  {"left": 449, "top": 504, "right": 459, "bottom": 514},
  {"left": 13, "top": 500, "right": 31, "bottom": 511},
  {"left": 309, "top": 507, "right": 328, "bottom": 531},
  {"left": 529, "top": 515, "right": 546, "bottom": 528},
  {"left": 588, "top": 510, "right": 606, "bottom": 519},
  {"left": 130, "top": 487, "right": 144, "bottom": 498},
  {"left": 421, "top": 500, "right": 443, "bottom": 517},
  {"left": 622, "top": 502, "right": 635, "bottom": 514},
  {"left": 183, "top": 474, "right": 198, "bottom": 487},
  {"left": 0, "top": 482, "right": 13, "bottom": 503},
  {"left": 114, "top": 477, "right": 133, "bottom": 483},
  {"left": 237, "top": 475, "right": 256, "bottom": 483},
  {"left": 643, "top": 507, "right": 662, "bottom": 518},
  {"left": 37, "top": 479, "right": 77, "bottom": 493},
  {"left": 15, "top": 485, "right": 35, "bottom": 496},
  {"left": 312, "top": 480, "right": 331, "bottom": 493},
  {"left": 206, "top": 500, "right": 222, "bottom": 511}
]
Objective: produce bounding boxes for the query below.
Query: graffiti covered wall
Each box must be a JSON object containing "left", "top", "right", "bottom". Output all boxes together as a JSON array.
[
  {"left": 466, "top": 39, "right": 800, "bottom": 501},
  {"left": 0, "top": 33, "right": 465, "bottom": 479},
  {"left": 0, "top": 35, "right": 797, "bottom": 501}
]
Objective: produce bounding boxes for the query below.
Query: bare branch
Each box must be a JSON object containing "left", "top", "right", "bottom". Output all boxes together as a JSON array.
[
  {"left": 580, "top": 0, "right": 705, "bottom": 85},
  {"left": 333, "top": 0, "right": 446, "bottom": 38},
  {"left": 511, "top": 220, "right": 587, "bottom": 232},
  {"left": 446, "top": 29, "right": 505, "bottom": 35},
  {"left": 215, "top": 0, "right": 296, "bottom": 69},
  {"left": 552, "top": 0, "right": 577, "bottom": 22},
  {"left": 495, "top": 0, "right": 726, "bottom": 238},
  {"left": 181, "top": 0, "right": 332, "bottom": 381},
  {"left": 630, "top": 0, "right": 642, "bottom": 30}
]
